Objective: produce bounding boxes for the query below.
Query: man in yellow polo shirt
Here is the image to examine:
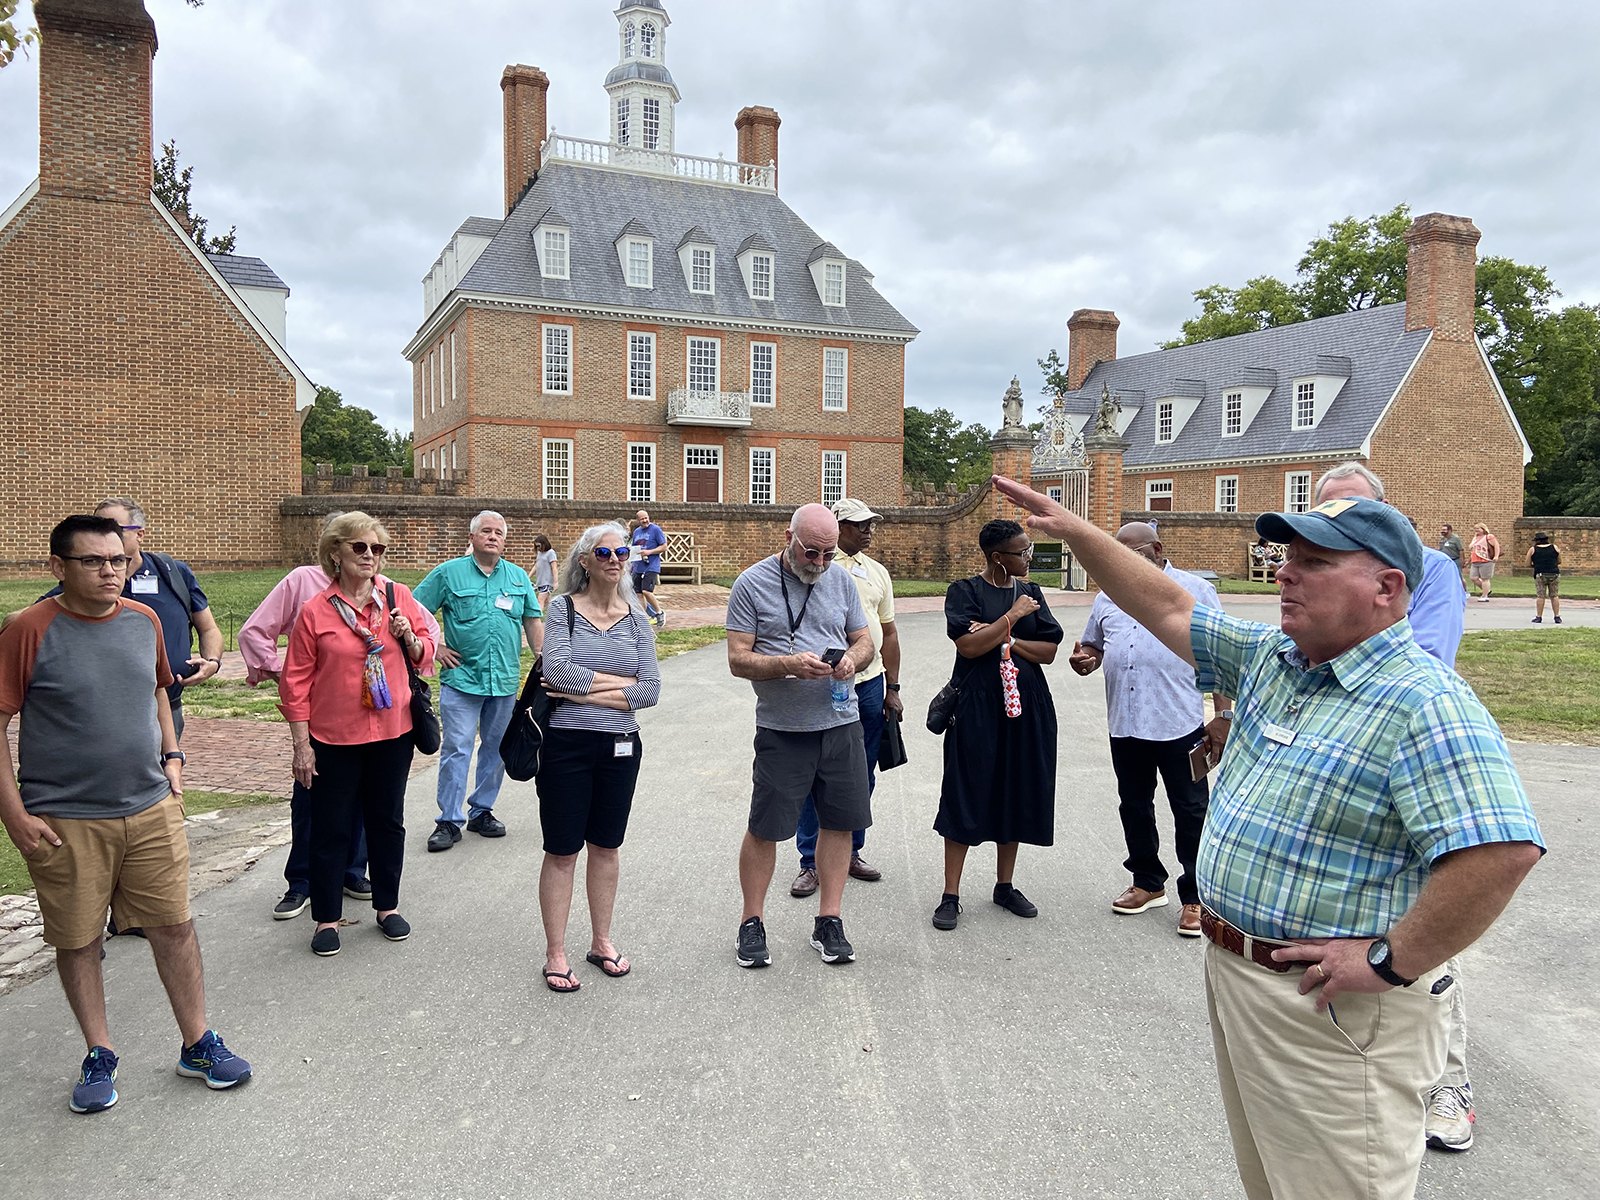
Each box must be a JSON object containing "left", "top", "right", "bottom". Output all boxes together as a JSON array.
[{"left": 790, "top": 499, "right": 902, "bottom": 896}]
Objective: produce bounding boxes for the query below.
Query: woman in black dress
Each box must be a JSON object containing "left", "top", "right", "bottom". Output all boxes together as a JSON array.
[{"left": 933, "top": 520, "right": 1063, "bottom": 930}]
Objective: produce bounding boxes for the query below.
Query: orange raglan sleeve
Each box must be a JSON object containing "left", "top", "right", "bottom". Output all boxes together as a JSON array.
[{"left": 0, "top": 602, "right": 58, "bottom": 716}]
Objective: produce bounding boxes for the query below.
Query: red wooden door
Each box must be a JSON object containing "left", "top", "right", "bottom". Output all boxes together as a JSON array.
[{"left": 686, "top": 468, "right": 719, "bottom": 502}]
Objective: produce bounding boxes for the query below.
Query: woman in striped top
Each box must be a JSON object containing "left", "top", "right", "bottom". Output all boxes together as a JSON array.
[{"left": 536, "top": 522, "right": 661, "bottom": 993}]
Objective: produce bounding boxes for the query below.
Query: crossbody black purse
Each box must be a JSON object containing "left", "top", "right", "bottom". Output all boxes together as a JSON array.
[{"left": 387, "top": 581, "right": 442, "bottom": 755}]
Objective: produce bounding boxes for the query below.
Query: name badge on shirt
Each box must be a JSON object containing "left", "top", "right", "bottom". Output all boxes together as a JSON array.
[
  {"left": 131, "top": 575, "right": 159, "bottom": 595},
  {"left": 613, "top": 736, "right": 635, "bottom": 758},
  {"left": 1263, "top": 722, "right": 1297, "bottom": 746},
  {"left": 495, "top": 594, "right": 515, "bottom": 611},
  {"left": 851, "top": 565, "right": 869, "bottom": 578}
]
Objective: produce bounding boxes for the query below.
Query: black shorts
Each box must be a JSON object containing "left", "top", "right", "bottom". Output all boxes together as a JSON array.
[
  {"left": 535, "top": 727, "right": 642, "bottom": 855},
  {"left": 748, "top": 724, "right": 872, "bottom": 842},
  {"left": 633, "top": 570, "right": 660, "bottom": 592}
]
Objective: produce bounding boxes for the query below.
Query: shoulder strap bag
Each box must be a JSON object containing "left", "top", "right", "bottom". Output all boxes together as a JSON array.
[
  {"left": 499, "top": 596, "right": 577, "bottom": 780},
  {"left": 387, "top": 581, "right": 442, "bottom": 755}
]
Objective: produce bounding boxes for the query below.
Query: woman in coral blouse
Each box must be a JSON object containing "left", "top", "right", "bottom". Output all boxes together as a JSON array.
[{"left": 279, "top": 512, "right": 434, "bottom": 958}]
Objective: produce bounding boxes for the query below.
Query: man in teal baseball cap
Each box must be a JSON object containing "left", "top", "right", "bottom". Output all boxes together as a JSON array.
[{"left": 1256, "top": 495, "right": 1425, "bottom": 591}]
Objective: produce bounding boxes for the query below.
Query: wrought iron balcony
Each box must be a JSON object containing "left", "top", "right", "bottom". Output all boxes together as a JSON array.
[
  {"left": 542, "top": 133, "right": 776, "bottom": 192},
  {"left": 667, "top": 388, "right": 753, "bottom": 427}
]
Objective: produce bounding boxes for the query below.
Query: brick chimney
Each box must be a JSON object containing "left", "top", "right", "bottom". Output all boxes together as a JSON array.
[
  {"left": 1066, "top": 308, "right": 1119, "bottom": 391},
  {"left": 1404, "top": 213, "right": 1481, "bottom": 343},
  {"left": 35, "top": 0, "right": 158, "bottom": 204},
  {"left": 735, "top": 106, "right": 780, "bottom": 188},
  {"left": 501, "top": 64, "right": 549, "bottom": 216}
]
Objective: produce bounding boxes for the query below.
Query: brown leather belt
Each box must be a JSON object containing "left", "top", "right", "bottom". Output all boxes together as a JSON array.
[{"left": 1200, "top": 907, "right": 1296, "bottom": 974}]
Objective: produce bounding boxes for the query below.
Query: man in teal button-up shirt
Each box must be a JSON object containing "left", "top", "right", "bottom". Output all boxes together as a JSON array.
[
  {"left": 995, "top": 475, "right": 1544, "bottom": 1200},
  {"left": 412, "top": 511, "right": 544, "bottom": 852}
]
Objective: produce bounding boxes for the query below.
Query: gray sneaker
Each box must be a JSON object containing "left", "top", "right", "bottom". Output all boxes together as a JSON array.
[{"left": 1426, "top": 1083, "right": 1475, "bottom": 1151}]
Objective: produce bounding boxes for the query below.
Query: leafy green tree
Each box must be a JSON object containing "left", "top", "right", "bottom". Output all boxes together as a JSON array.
[
  {"left": 300, "top": 386, "right": 413, "bottom": 476},
  {"left": 153, "top": 140, "right": 237, "bottom": 253},
  {"left": 903, "top": 406, "right": 991, "bottom": 490},
  {"left": 1297, "top": 206, "right": 1412, "bottom": 317},
  {"left": 1, "top": 0, "right": 35, "bottom": 69}
]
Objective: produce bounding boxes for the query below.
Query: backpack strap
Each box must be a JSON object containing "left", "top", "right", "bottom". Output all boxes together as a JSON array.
[{"left": 144, "top": 551, "right": 196, "bottom": 624}]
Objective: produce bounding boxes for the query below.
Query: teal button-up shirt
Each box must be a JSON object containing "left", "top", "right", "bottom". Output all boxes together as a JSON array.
[
  {"left": 413, "top": 555, "right": 541, "bottom": 698},
  {"left": 1190, "top": 606, "right": 1543, "bottom": 941}
]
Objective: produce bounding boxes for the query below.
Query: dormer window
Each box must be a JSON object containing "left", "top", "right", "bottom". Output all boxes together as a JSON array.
[
  {"left": 1294, "top": 381, "right": 1316, "bottom": 429},
  {"left": 643, "top": 98, "right": 661, "bottom": 150},
  {"left": 824, "top": 263, "right": 844, "bottom": 305},
  {"left": 1225, "top": 392, "right": 1243, "bottom": 436},
  {"left": 691, "top": 248, "right": 713, "bottom": 293},
  {"left": 617, "top": 97, "right": 631, "bottom": 146},
  {"left": 808, "top": 244, "right": 848, "bottom": 307},
  {"left": 623, "top": 21, "right": 635, "bottom": 58},
  {"left": 628, "top": 239, "right": 652, "bottom": 287},
  {"left": 640, "top": 21, "right": 656, "bottom": 58},
  {"left": 677, "top": 228, "right": 716, "bottom": 296},
  {"left": 750, "top": 254, "right": 773, "bottom": 300},
  {"left": 1157, "top": 401, "right": 1174, "bottom": 443},
  {"left": 533, "top": 213, "right": 572, "bottom": 280},
  {"left": 614, "top": 219, "right": 656, "bottom": 289}
]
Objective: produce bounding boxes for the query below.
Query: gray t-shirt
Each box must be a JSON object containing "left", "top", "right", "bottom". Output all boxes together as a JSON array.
[{"left": 725, "top": 555, "right": 868, "bottom": 732}]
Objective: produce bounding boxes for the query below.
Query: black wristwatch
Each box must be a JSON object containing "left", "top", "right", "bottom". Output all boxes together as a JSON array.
[
  {"left": 1366, "top": 936, "right": 1415, "bottom": 987},
  {"left": 162, "top": 750, "right": 186, "bottom": 766},
  {"left": 886, "top": 683, "right": 901, "bottom": 692}
]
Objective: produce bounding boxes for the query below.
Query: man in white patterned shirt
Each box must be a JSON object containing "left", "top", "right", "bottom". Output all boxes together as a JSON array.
[{"left": 1070, "top": 522, "right": 1231, "bottom": 938}]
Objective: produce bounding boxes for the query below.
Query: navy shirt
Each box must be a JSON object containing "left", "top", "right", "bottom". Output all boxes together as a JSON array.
[{"left": 45, "top": 553, "right": 209, "bottom": 702}]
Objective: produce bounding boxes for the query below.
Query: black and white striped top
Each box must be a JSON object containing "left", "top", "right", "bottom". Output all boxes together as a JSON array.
[{"left": 542, "top": 595, "right": 661, "bottom": 733}]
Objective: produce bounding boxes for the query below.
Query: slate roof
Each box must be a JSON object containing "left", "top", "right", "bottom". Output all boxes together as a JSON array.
[
  {"left": 454, "top": 216, "right": 504, "bottom": 239},
  {"left": 205, "top": 253, "right": 288, "bottom": 294},
  {"left": 448, "top": 160, "right": 917, "bottom": 337},
  {"left": 1059, "top": 304, "right": 1433, "bottom": 467}
]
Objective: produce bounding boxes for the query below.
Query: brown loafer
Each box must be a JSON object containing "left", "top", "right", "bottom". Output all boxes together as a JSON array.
[
  {"left": 790, "top": 867, "right": 819, "bottom": 898},
  {"left": 1112, "top": 885, "right": 1169, "bottom": 914},
  {"left": 848, "top": 855, "right": 882, "bottom": 882},
  {"left": 1178, "top": 903, "right": 1203, "bottom": 937}
]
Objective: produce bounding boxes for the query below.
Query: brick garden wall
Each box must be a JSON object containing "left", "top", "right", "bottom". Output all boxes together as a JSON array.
[
  {"left": 1513, "top": 517, "right": 1600, "bottom": 573},
  {"left": 1120, "top": 511, "right": 1265, "bottom": 577}
]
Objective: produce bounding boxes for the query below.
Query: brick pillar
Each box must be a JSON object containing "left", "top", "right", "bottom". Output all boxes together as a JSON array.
[
  {"left": 1083, "top": 431, "right": 1129, "bottom": 533},
  {"left": 735, "top": 105, "right": 780, "bottom": 189},
  {"left": 502, "top": 64, "right": 550, "bottom": 216},
  {"left": 988, "top": 427, "right": 1036, "bottom": 523}
]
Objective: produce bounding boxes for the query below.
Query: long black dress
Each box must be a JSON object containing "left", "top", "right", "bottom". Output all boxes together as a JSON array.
[{"left": 934, "top": 576, "right": 1063, "bottom": 847}]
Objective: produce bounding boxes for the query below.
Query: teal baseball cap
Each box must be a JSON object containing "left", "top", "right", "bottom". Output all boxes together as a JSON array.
[{"left": 1255, "top": 496, "right": 1425, "bottom": 590}]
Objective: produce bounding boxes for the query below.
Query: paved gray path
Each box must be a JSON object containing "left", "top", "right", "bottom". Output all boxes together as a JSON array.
[{"left": 0, "top": 612, "right": 1592, "bottom": 1199}]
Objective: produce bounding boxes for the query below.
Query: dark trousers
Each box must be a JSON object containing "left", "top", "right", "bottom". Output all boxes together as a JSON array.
[
  {"left": 286, "top": 778, "right": 370, "bottom": 895},
  {"left": 797, "top": 673, "right": 884, "bottom": 869},
  {"left": 307, "top": 733, "right": 414, "bottom": 923},
  {"left": 1108, "top": 729, "right": 1209, "bottom": 906}
]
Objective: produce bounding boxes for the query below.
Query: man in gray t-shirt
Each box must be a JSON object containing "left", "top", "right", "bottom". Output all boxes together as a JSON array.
[{"left": 725, "top": 505, "right": 873, "bottom": 970}]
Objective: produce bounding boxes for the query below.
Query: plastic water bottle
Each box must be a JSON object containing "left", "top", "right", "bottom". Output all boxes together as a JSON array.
[{"left": 831, "top": 678, "right": 852, "bottom": 714}]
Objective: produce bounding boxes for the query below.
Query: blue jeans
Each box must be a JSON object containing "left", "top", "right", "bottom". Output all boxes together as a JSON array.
[
  {"left": 436, "top": 685, "right": 517, "bottom": 825},
  {"left": 797, "top": 674, "right": 884, "bottom": 869},
  {"left": 286, "top": 778, "right": 369, "bottom": 894}
]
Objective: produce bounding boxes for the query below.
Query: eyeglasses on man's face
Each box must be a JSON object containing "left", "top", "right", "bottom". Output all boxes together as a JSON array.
[
  {"left": 797, "top": 541, "right": 838, "bottom": 562},
  {"left": 118, "top": 525, "right": 143, "bottom": 533},
  {"left": 591, "top": 545, "right": 631, "bottom": 562},
  {"left": 346, "top": 541, "right": 387, "bottom": 557},
  {"left": 60, "top": 554, "right": 132, "bottom": 571}
]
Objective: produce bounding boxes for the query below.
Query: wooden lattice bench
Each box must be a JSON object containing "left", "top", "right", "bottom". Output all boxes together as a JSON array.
[
  {"left": 1248, "top": 540, "right": 1287, "bottom": 584},
  {"left": 659, "top": 530, "right": 702, "bottom": 585}
]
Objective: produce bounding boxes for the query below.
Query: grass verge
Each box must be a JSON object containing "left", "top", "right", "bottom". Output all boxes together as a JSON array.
[
  {"left": 1455, "top": 628, "right": 1600, "bottom": 744},
  {"left": 1, "top": 790, "right": 282, "bottom": 897}
]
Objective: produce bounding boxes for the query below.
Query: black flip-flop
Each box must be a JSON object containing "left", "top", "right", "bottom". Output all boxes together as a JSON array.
[
  {"left": 585, "top": 951, "right": 631, "bottom": 978},
  {"left": 543, "top": 968, "right": 581, "bottom": 994}
]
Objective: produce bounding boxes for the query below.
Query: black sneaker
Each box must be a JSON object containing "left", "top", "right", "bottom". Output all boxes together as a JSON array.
[
  {"left": 342, "top": 877, "right": 372, "bottom": 901},
  {"left": 273, "top": 890, "right": 309, "bottom": 920},
  {"left": 427, "top": 821, "right": 461, "bottom": 852},
  {"left": 376, "top": 913, "right": 411, "bottom": 941},
  {"left": 466, "top": 811, "right": 506, "bottom": 838},
  {"left": 735, "top": 916, "right": 771, "bottom": 968},
  {"left": 932, "top": 894, "right": 962, "bottom": 931},
  {"left": 311, "top": 927, "right": 341, "bottom": 957},
  {"left": 810, "top": 915, "right": 856, "bottom": 963},
  {"left": 994, "top": 882, "right": 1038, "bottom": 918}
]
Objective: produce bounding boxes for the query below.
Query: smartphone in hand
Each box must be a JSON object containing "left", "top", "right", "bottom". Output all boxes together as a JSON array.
[
  {"left": 1189, "top": 739, "right": 1216, "bottom": 782},
  {"left": 821, "top": 647, "right": 847, "bottom": 667}
]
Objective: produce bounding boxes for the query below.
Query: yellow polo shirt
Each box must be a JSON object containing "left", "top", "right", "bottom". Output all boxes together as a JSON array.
[{"left": 834, "top": 549, "right": 895, "bottom": 683}]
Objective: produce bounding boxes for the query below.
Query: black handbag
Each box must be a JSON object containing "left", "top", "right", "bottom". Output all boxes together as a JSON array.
[
  {"left": 499, "top": 597, "right": 577, "bottom": 780},
  {"left": 387, "top": 582, "right": 442, "bottom": 755},
  {"left": 879, "top": 707, "right": 908, "bottom": 770},
  {"left": 926, "top": 675, "right": 960, "bottom": 735}
]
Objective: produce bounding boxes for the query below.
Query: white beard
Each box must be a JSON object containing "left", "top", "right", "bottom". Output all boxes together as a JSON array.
[{"left": 786, "top": 545, "right": 829, "bottom": 584}]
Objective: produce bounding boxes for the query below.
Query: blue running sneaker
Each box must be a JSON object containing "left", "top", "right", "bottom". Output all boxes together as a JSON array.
[
  {"left": 177, "top": 1030, "right": 252, "bottom": 1090},
  {"left": 70, "top": 1046, "right": 118, "bottom": 1113}
]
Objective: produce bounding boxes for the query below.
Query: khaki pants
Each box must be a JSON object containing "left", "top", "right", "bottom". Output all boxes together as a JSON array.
[{"left": 1205, "top": 941, "right": 1450, "bottom": 1200}]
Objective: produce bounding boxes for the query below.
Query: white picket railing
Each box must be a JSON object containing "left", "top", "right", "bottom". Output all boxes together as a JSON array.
[
  {"left": 541, "top": 133, "right": 776, "bottom": 192},
  {"left": 667, "top": 388, "right": 754, "bottom": 426}
]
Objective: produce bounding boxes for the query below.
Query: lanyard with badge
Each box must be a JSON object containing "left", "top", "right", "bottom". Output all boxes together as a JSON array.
[
  {"left": 130, "top": 568, "right": 159, "bottom": 596},
  {"left": 777, "top": 555, "right": 812, "bottom": 653}
]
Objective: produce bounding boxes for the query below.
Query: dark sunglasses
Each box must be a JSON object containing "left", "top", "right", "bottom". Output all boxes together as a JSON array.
[
  {"left": 592, "top": 546, "right": 631, "bottom": 562},
  {"left": 347, "top": 541, "right": 387, "bottom": 557},
  {"left": 60, "top": 554, "right": 132, "bottom": 570}
]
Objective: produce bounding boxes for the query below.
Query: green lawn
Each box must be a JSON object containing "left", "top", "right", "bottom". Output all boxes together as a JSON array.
[
  {"left": 1455, "top": 628, "right": 1600, "bottom": 744},
  {"left": 1, "top": 790, "right": 282, "bottom": 897}
]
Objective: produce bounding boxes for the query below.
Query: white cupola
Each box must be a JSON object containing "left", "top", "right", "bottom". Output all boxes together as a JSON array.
[{"left": 606, "top": 1, "right": 680, "bottom": 157}]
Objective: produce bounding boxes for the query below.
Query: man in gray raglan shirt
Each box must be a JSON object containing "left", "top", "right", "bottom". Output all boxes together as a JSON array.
[{"left": 725, "top": 504, "right": 874, "bottom": 970}]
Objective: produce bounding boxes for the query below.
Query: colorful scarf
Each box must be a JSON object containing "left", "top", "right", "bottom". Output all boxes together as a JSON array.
[{"left": 328, "top": 593, "right": 392, "bottom": 710}]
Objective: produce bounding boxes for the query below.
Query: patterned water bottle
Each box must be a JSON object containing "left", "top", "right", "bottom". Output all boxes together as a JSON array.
[{"left": 831, "top": 677, "right": 852, "bottom": 714}]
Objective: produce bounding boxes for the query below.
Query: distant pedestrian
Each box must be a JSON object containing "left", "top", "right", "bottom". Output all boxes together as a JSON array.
[
  {"left": 933, "top": 519, "right": 1063, "bottom": 932},
  {"left": 630, "top": 509, "right": 668, "bottom": 628},
  {"left": 1469, "top": 523, "right": 1500, "bottom": 602},
  {"left": 535, "top": 523, "right": 660, "bottom": 993},
  {"left": 1438, "top": 524, "right": 1464, "bottom": 568},
  {"left": 726, "top": 504, "right": 873, "bottom": 968},
  {"left": 1070, "top": 523, "right": 1231, "bottom": 939},
  {"left": 239, "top": 520, "right": 442, "bottom": 921},
  {"left": 413, "top": 511, "right": 544, "bottom": 853},
  {"left": 533, "top": 534, "right": 558, "bottom": 603},
  {"left": 0, "top": 515, "right": 251, "bottom": 1113},
  {"left": 1528, "top": 532, "right": 1562, "bottom": 624},
  {"left": 277, "top": 513, "right": 435, "bottom": 957},
  {"left": 789, "top": 498, "right": 898, "bottom": 897}
]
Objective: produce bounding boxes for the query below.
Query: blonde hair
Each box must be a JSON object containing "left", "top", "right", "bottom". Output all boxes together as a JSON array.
[{"left": 318, "top": 511, "right": 391, "bottom": 576}]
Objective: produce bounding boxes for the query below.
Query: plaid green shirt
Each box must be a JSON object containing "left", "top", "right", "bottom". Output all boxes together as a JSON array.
[{"left": 1191, "top": 606, "right": 1544, "bottom": 940}]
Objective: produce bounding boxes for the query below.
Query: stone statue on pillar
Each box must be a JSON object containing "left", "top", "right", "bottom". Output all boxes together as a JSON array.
[
  {"left": 1092, "top": 383, "right": 1122, "bottom": 438},
  {"left": 1001, "top": 376, "right": 1025, "bottom": 431}
]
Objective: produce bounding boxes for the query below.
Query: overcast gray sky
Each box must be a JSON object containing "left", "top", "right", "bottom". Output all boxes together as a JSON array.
[{"left": 3, "top": 0, "right": 1597, "bottom": 435}]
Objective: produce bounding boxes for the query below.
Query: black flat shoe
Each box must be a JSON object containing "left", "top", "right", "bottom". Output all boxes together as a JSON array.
[
  {"left": 311, "top": 928, "right": 341, "bottom": 957},
  {"left": 994, "top": 882, "right": 1038, "bottom": 918},
  {"left": 376, "top": 913, "right": 411, "bottom": 942}
]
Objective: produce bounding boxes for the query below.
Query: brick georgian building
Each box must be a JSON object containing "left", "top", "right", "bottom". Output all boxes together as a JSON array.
[
  {"left": 0, "top": 0, "right": 314, "bottom": 572},
  {"left": 404, "top": 0, "right": 918, "bottom": 509},
  {"left": 1035, "top": 212, "right": 1530, "bottom": 548}
]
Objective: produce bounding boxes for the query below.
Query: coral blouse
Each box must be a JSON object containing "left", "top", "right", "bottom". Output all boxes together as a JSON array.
[{"left": 277, "top": 577, "right": 436, "bottom": 745}]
